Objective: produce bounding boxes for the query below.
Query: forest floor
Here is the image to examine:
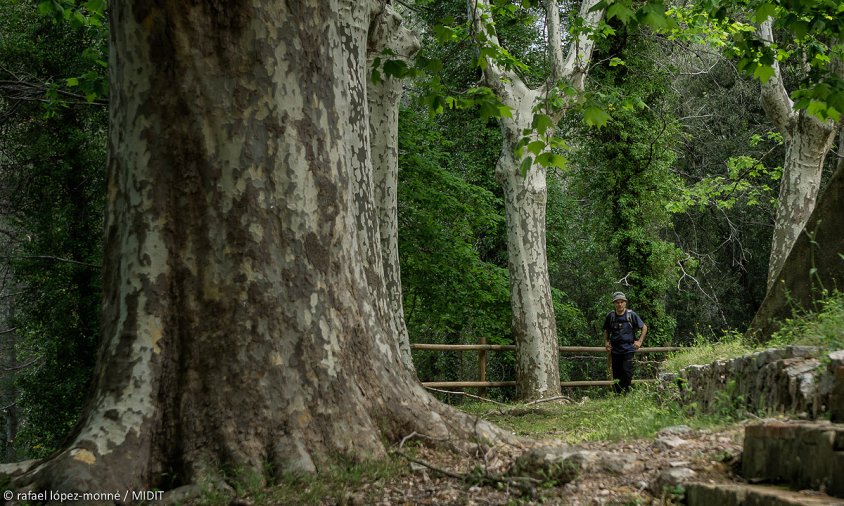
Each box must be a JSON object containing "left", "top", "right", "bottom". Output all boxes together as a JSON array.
[
  {"left": 329, "top": 419, "right": 746, "bottom": 505},
  {"left": 236, "top": 398, "right": 773, "bottom": 506}
]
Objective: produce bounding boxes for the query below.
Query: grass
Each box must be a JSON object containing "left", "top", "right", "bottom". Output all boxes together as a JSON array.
[
  {"left": 459, "top": 384, "right": 726, "bottom": 445},
  {"left": 662, "top": 290, "right": 844, "bottom": 373},
  {"left": 196, "top": 458, "right": 407, "bottom": 506},
  {"left": 259, "top": 460, "right": 405, "bottom": 505},
  {"left": 661, "top": 331, "right": 754, "bottom": 373},
  {"left": 767, "top": 290, "right": 844, "bottom": 352}
]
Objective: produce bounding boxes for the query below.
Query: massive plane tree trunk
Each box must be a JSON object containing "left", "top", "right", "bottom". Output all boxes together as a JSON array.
[
  {"left": 758, "top": 21, "right": 841, "bottom": 291},
  {"left": 367, "top": 6, "right": 420, "bottom": 372},
  {"left": 467, "top": 0, "right": 603, "bottom": 400},
  {"left": 8, "top": 0, "right": 508, "bottom": 494}
]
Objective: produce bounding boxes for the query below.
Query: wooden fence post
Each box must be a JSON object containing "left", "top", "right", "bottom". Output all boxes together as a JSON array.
[{"left": 478, "top": 336, "right": 487, "bottom": 398}]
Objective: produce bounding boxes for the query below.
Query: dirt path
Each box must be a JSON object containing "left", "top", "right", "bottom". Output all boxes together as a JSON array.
[{"left": 338, "top": 422, "right": 748, "bottom": 505}]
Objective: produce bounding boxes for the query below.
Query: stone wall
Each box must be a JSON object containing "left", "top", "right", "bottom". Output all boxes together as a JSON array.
[{"left": 660, "top": 347, "right": 844, "bottom": 419}]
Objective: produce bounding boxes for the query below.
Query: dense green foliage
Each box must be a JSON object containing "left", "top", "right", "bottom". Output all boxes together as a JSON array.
[
  {"left": 666, "top": 53, "right": 780, "bottom": 340},
  {"left": 397, "top": 106, "right": 514, "bottom": 384},
  {"left": 0, "top": 0, "right": 106, "bottom": 458},
  {"left": 565, "top": 26, "right": 684, "bottom": 345}
]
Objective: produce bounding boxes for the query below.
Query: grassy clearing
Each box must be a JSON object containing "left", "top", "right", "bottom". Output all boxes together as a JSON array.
[{"left": 460, "top": 384, "right": 726, "bottom": 445}]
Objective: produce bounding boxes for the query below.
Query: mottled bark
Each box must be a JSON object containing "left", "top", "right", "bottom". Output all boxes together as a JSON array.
[
  {"left": 366, "top": 6, "right": 420, "bottom": 373},
  {"left": 10, "top": 0, "right": 509, "bottom": 495},
  {"left": 758, "top": 20, "right": 840, "bottom": 291},
  {"left": 468, "top": 0, "right": 603, "bottom": 400},
  {"left": 0, "top": 274, "right": 18, "bottom": 463},
  {"left": 750, "top": 139, "right": 844, "bottom": 338}
]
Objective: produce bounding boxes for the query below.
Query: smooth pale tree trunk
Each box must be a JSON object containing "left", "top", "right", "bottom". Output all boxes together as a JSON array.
[
  {"left": 9, "top": 0, "right": 508, "bottom": 494},
  {"left": 749, "top": 130, "right": 844, "bottom": 338},
  {"left": 758, "top": 21, "right": 840, "bottom": 290},
  {"left": 367, "top": 5, "right": 420, "bottom": 372},
  {"left": 468, "top": 0, "right": 603, "bottom": 400}
]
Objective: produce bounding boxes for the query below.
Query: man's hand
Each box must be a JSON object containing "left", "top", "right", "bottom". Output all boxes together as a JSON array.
[
  {"left": 633, "top": 339, "right": 643, "bottom": 350},
  {"left": 604, "top": 341, "right": 611, "bottom": 352}
]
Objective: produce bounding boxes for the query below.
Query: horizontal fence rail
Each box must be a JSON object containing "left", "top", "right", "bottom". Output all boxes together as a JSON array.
[
  {"left": 410, "top": 340, "right": 682, "bottom": 391},
  {"left": 411, "top": 344, "right": 680, "bottom": 353},
  {"left": 419, "top": 379, "right": 657, "bottom": 388}
]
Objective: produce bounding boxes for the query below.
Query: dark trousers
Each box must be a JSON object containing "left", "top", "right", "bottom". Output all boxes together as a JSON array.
[{"left": 611, "top": 352, "right": 634, "bottom": 394}]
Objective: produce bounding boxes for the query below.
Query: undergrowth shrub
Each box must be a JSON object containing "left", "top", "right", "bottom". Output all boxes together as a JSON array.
[{"left": 767, "top": 290, "right": 844, "bottom": 353}]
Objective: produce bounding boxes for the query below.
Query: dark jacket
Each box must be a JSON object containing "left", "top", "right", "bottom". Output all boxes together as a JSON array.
[{"left": 603, "top": 309, "right": 644, "bottom": 354}]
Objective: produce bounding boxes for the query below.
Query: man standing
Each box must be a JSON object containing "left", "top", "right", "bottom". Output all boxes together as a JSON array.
[{"left": 603, "top": 291, "right": 647, "bottom": 394}]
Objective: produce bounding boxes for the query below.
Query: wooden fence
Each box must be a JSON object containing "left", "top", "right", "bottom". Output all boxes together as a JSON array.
[{"left": 410, "top": 337, "right": 681, "bottom": 390}]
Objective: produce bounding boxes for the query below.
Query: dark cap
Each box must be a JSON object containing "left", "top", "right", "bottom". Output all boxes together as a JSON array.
[{"left": 612, "top": 291, "right": 627, "bottom": 302}]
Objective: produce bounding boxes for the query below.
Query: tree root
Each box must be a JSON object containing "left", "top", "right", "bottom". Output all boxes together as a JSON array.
[{"left": 392, "top": 448, "right": 542, "bottom": 498}]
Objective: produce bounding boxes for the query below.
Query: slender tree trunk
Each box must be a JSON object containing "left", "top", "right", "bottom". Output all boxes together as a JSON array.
[
  {"left": 749, "top": 130, "right": 844, "bottom": 338},
  {"left": 367, "top": 5, "right": 420, "bottom": 372},
  {"left": 496, "top": 98, "right": 561, "bottom": 399},
  {"left": 0, "top": 274, "right": 18, "bottom": 463},
  {"left": 767, "top": 116, "right": 838, "bottom": 287},
  {"left": 468, "top": 0, "right": 603, "bottom": 400},
  {"left": 9, "top": 0, "right": 508, "bottom": 494},
  {"left": 758, "top": 21, "right": 840, "bottom": 288}
]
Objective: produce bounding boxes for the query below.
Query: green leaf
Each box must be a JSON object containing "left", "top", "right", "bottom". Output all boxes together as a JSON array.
[
  {"left": 790, "top": 19, "right": 809, "bottom": 39},
  {"left": 753, "top": 3, "right": 777, "bottom": 24},
  {"left": 550, "top": 154, "right": 567, "bottom": 170},
  {"left": 531, "top": 114, "right": 554, "bottom": 135},
  {"left": 520, "top": 156, "right": 533, "bottom": 176},
  {"left": 527, "top": 140, "right": 545, "bottom": 156},
  {"left": 583, "top": 106, "right": 611, "bottom": 128},
  {"left": 84, "top": 0, "right": 106, "bottom": 14},
  {"left": 424, "top": 94, "right": 447, "bottom": 116},
  {"left": 383, "top": 59, "right": 408, "bottom": 78},
  {"left": 66, "top": 77, "right": 79, "bottom": 87},
  {"left": 806, "top": 100, "right": 830, "bottom": 120},
  {"left": 536, "top": 152, "right": 568, "bottom": 170},
  {"left": 70, "top": 10, "right": 86, "bottom": 28},
  {"left": 479, "top": 101, "right": 500, "bottom": 121},
  {"left": 752, "top": 64, "right": 775, "bottom": 83},
  {"left": 609, "top": 57, "right": 626, "bottom": 67},
  {"left": 639, "top": 3, "right": 670, "bottom": 30},
  {"left": 536, "top": 152, "right": 554, "bottom": 167},
  {"left": 432, "top": 25, "right": 457, "bottom": 43},
  {"left": 606, "top": 2, "right": 636, "bottom": 24}
]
